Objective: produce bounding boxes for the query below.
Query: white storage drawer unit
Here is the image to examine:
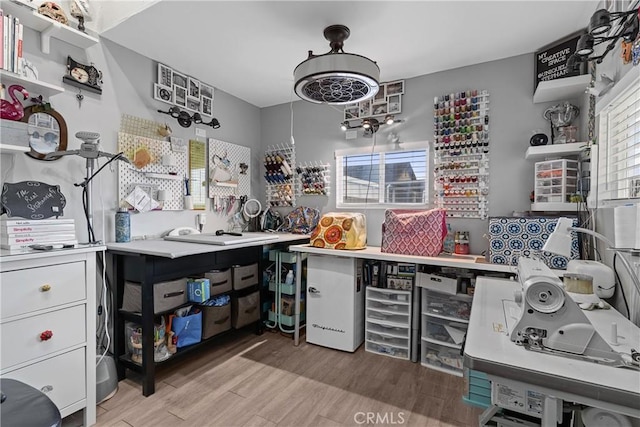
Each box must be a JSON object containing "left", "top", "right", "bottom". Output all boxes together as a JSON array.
[
  {"left": 306, "top": 255, "right": 364, "bottom": 352},
  {"left": 365, "top": 287, "right": 412, "bottom": 360},
  {"left": 0, "top": 248, "right": 101, "bottom": 426}
]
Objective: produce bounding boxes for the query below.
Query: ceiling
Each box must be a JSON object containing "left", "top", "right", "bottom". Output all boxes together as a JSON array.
[{"left": 100, "top": 1, "right": 597, "bottom": 108}]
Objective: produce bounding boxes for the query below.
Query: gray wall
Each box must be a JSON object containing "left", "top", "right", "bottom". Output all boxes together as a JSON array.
[
  {"left": 262, "top": 53, "right": 574, "bottom": 255},
  {"left": 1, "top": 29, "right": 262, "bottom": 243}
]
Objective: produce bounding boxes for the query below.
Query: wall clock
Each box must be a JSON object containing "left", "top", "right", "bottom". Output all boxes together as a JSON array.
[{"left": 62, "top": 56, "right": 103, "bottom": 94}]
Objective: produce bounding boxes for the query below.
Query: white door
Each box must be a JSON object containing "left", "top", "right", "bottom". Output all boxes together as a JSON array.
[{"left": 306, "top": 255, "right": 359, "bottom": 351}]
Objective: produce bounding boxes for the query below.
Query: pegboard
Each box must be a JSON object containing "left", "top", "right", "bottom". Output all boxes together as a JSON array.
[
  {"left": 117, "top": 132, "right": 189, "bottom": 211},
  {"left": 120, "top": 114, "right": 170, "bottom": 140},
  {"left": 208, "top": 138, "right": 251, "bottom": 198}
]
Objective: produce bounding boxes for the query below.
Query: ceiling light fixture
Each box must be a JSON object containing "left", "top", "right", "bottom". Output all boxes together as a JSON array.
[
  {"left": 158, "top": 107, "right": 220, "bottom": 129},
  {"left": 341, "top": 115, "right": 403, "bottom": 137},
  {"left": 567, "top": 6, "right": 639, "bottom": 68},
  {"left": 293, "top": 24, "right": 380, "bottom": 105}
]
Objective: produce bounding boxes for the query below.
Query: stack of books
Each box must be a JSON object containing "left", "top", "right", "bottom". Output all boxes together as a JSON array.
[
  {"left": 1, "top": 218, "right": 77, "bottom": 250},
  {"left": 0, "top": 9, "right": 24, "bottom": 74}
]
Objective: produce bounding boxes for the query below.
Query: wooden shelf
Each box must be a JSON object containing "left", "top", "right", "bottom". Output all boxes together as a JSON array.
[
  {"left": 144, "top": 172, "right": 183, "bottom": 180},
  {"left": 533, "top": 75, "right": 591, "bottom": 104},
  {"left": 0, "top": 143, "right": 30, "bottom": 154},
  {"left": 531, "top": 202, "right": 580, "bottom": 212},
  {"left": 2, "top": 1, "right": 98, "bottom": 54},
  {"left": 525, "top": 142, "right": 588, "bottom": 161},
  {"left": 0, "top": 69, "right": 65, "bottom": 99}
]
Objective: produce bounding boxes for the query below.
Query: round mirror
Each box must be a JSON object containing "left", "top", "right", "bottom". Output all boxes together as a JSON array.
[{"left": 21, "top": 106, "right": 68, "bottom": 160}]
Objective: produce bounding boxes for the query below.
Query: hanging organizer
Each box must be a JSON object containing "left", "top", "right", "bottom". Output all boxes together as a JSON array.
[
  {"left": 264, "top": 143, "right": 295, "bottom": 207},
  {"left": 207, "top": 138, "right": 251, "bottom": 198},
  {"left": 295, "top": 162, "right": 330, "bottom": 197},
  {"left": 433, "top": 90, "right": 490, "bottom": 219}
]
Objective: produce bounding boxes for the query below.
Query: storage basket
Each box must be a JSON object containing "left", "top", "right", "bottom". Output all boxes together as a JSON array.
[
  {"left": 122, "top": 279, "right": 187, "bottom": 314},
  {"left": 201, "top": 303, "right": 231, "bottom": 339},
  {"left": 232, "top": 291, "right": 260, "bottom": 328},
  {"left": 204, "top": 269, "right": 232, "bottom": 295},
  {"left": 232, "top": 263, "right": 259, "bottom": 290}
]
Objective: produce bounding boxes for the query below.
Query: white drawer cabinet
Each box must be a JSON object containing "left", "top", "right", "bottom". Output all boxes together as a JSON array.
[
  {"left": 365, "top": 287, "right": 412, "bottom": 360},
  {"left": 0, "top": 247, "right": 103, "bottom": 426}
]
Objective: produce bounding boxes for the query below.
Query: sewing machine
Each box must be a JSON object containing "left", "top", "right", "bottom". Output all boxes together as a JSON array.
[{"left": 511, "top": 257, "right": 639, "bottom": 369}]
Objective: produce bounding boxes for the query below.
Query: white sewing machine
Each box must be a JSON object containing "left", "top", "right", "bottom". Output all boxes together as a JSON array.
[{"left": 510, "top": 257, "right": 639, "bottom": 369}]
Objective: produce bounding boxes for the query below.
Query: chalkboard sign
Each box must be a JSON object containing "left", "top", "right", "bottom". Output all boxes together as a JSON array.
[
  {"left": 535, "top": 31, "right": 587, "bottom": 90},
  {"left": 1, "top": 181, "right": 66, "bottom": 219}
]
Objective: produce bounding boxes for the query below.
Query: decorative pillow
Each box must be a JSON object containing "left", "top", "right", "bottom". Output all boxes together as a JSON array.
[{"left": 310, "top": 212, "right": 366, "bottom": 249}]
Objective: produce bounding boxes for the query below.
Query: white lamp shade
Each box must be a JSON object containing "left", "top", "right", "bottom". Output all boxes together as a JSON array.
[{"left": 542, "top": 217, "right": 575, "bottom": 257}]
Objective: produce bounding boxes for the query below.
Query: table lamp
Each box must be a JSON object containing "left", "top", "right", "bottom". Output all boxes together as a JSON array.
[{"left": 543, "top": 217, "right": 640, "bottom": 299}]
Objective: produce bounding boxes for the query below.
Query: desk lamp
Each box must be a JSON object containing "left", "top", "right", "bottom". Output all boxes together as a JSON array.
[{"left": 543, "top": 217, "right": 640, "bottom": 299}]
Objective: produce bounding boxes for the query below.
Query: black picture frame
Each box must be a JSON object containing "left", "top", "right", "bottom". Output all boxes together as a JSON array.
[{"left": 534, "top": 30, "right": 588, "bottom": 91}]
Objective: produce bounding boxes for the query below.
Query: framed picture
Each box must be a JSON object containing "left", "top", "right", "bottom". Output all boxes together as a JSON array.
[
  {"left": 385, "top": 81, "right": 404, "bottom": 96},
  {"left": 201, "top": 96, "right": 213, "bottom": 116},
  {"left": 200, "top": 83, "right": 214, "bottom": 99},
  {"left": 387, "top": 94, "right": 401, "bottom": 114},
  {"left": 372, "top": 103, "right": 388, "bottom": 116},
  {"left": 373, "top": 87, "right": 385, "bottom": 102},
  {"left": 173, "top": 71, "right": 188, "bottom": 89},
  {"left": 359, "top": 100, "right": 371, "bottom": 117},
  {"left": 173, "top": 85, "right": 187, "bottom": 107},
  {"left": 345, "top": 106, "right": 359, "bottom": 120},
  {"left": 154, "top": 83, "right": 173, "bottom": 104},
  {"left": 188, "top": 78, "right": 200, "bottom": 98},
  {"left": 186, "top": 96, "right": 201, "bottom": 112},
  {"left": 157, "top": 63, "right": 173, "bottom": 88}
]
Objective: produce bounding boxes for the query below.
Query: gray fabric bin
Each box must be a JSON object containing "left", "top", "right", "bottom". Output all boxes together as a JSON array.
[
  {"left": 201, "top": 303, "right": 231, "bottom": 339},
  {"left": 232, "top": 291, "right": 260, "bottom": 328},
  {"left": 204, "top": 269, "right": 232, "bottom": 296},
  {"left": 232, "top": 263, "right": 259, "bottom": 290},
  {"left": 122, "top": 279, "right": 188, "bottom": 313}
]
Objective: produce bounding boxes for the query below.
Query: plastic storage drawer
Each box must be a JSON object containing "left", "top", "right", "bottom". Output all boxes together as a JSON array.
[
  {"left": 422, "top": 316, "right": 467, "bottom": 347},
  {"left": 422, "top": 340, "right": 464, "bottom": 374},
  {"left": 366, "top": 298, "right": 410, "bottom": 315},
  {"left": 423, "top": 290, "right": 472, "bottom": 321},
  {"left": 204, "top": 269, "right": 232, "bottom": 296},
  {"left": 365, "top": 321, "right": 410, "bottom": 338},
  {"left": 365, "top": 341, "right": 409, "bottom": 360},
  {"left": 232, "top": 264, "right": 259, "bottom": 290},
  {"left": 366, "top": 308, "right": 409, "bottom": 325},
  {"left": 366, "top": 331, "right": 409, "bottom": 349},
  {"left": 366, "top": 287, "right": 411, "bottom": 304}
]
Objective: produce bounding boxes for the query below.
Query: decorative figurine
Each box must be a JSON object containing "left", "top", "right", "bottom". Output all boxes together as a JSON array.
[
  {"left": 0, "top": 85, "right": 29, "bottom": 121},
  {"left": 69, "top": 0, "right": 91, "bottom": 33},
  {"left": 37, "top": 2, "right": 68, "bottom": 25}
]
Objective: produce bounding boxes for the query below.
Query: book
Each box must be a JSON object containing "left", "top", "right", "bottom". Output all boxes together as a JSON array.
[
  {"left": 16, "top": 21, "right": 22, "bottom": 73},
  {"left": 1, "top": 223, "right": 76, "bottom": 233},
  {"left": 12, "top": 17, "right": 19, "bottom": 73},
  {"left": 0, "top": 9, "right": 4, "bottom": 70},
  {"left": 0, "top": 218, "right": 75, "bottom": 225},
  {"left": 1, "top": 233, "right": 76, "bottom": 245},
  {"left": 1, "top": 239, "right": 78, "bottom": 250}
]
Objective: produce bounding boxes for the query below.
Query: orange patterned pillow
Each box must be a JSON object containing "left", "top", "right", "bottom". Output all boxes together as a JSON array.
[{"left": 310, "top": 212, "right": 367, "bottom": 250}]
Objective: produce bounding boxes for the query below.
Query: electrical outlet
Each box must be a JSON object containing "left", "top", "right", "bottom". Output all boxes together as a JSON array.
[
  {"left": 631, "top": 178, "right": 640, "bottom": 198},
  {"left": 195, "top": 128, "right": 206, "bottom": 138}
]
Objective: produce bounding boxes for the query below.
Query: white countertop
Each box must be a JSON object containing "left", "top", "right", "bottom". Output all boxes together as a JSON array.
[
  {"left": 106, "top": 233, "right": 309, "bottom": 258},
  {"left": 289, "top": 244, "right": 516, "bottom": 273}
]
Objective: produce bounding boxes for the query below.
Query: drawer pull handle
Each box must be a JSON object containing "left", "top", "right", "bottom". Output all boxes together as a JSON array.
[
  {"left": 164, "top": 290, "right": 184, "bottom": 298},
  {"left": 241, "top": 274, "right": 255, "bottom": 281},
  {"left": 40, "top": 284, "right": 52, "bottom": 292},
  {"left": 309, "top": 287, "right": 320, "bottom": 294},
  {"left": 40, "top": 385, "right": 53, "bottom": 393},
  {"left": 39, "top": 330, "right": 53, "bottom": 341}
]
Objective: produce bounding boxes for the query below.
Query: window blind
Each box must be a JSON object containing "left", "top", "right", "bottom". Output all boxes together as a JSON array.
[{"left": 597, "top": 75, "right": 640, "bottom": 202}]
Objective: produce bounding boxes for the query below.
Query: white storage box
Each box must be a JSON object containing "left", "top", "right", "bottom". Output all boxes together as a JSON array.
[
  {"left": 417, "top": 272, "right": 458, "bottom": 295},
  {"left": 534, "top": 159, "right": 578, "bottom": 203}
]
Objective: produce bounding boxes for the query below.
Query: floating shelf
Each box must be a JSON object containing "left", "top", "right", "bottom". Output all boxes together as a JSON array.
[
  {"left": 533, "top": 75, "right": 591, "bottom": 104},
  {"left": 2, "top": 1, "right": 98, "bottom": 54},
  {"left": 0, "top": 143, "right": 30, "bottom": 154},
  {"left": 144, "top": 172, "right": 183, "bottom": 180},
  {"left": 0, "top": 69, "right": 64, "bottom": 99},
  {"left": 525, "top": 142, "right": 588, "bottom": 161},
  {"left": 531, "top": 202, "right": 580, "bottom": 212}
]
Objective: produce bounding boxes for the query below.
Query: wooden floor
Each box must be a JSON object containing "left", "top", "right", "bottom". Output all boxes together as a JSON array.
[{"left": 71, "top": 330, "right": 482, "bottom": 427}]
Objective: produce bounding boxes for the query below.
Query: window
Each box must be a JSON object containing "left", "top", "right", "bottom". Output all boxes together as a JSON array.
[
  {"left": 335, "top": 142, "right": 428, "bottom": 208},
  {"left": 594, "top": 74, "right": 640, "bottom": 205}
]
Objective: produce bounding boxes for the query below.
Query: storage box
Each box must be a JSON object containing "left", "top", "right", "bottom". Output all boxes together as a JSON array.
[
  {"left": 232, "top": 291, "right": 260, "bottom": 328},
  {"left": 488, "top": 216, "right": 579, "bottom": 269},
  {"left": 534, "top": 159, "right": 578, "bottom": 203},
  {"left": 187, "top": 278, "right": 210, "bottom": 303},
  {"left": 417, "top": 272, "right": 457, "bottom": 295},
  {"left": 122, "top": 279, "right": 187, "bottom": 314},
  {"left": 310, "top": 212, "right": 367, "bottom": 250},
  {"left": 204, "top": 269, "right": 232, "bottom": 296},
  {"left": 381, "top": 209, "right": 446, "bottom": 257},
  {"left": 386, "top": 276, "right": 413, "bottom": 291},
  {"left": 232, "top": 263, "right": 259, "bottom": 290},
  {"left": 201, "top": 303, "right": 231, "bottom": 339}
]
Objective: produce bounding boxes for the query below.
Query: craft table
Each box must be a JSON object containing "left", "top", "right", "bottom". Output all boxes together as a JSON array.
[
  {"left": 106, "top": 233, "right": 308, "bottom": 396},
  {"left": 464, "top": 276, "right": 640, "bottom": 426}
]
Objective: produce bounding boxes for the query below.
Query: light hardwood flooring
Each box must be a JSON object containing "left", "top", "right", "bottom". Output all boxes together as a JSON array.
[{"left": 66, "top": 330, "right": 482, "bottom": 427}]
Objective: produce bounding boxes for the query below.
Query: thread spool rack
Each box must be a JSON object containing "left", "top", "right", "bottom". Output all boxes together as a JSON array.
[
  {"left": 295, "top": 162, "right": 330, "bottom": 197},
  {"left": 264, "top": 143, "right": 295, "bottom": 207}
]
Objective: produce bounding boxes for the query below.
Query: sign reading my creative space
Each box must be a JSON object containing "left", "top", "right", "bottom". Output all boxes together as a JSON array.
[
  {"left": 535, "top": 32, "right": 586, "bottom": 90},
  {"left": 0, "top": 181, "right": 66, "bottom": 219}
]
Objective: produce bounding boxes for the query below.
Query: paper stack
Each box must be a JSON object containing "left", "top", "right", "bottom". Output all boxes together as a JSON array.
[{"left": 0, "top": 218, "right": 77, "bottom": 250}]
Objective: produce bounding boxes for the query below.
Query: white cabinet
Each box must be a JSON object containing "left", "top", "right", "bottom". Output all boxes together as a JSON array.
[
  {"left": 306, "top": 255, "right": 364, "bottom": 352},
  {"left": 0, "top": 247, "right": 102, "bottom": 426},
  {"left": 365, "top": 287, "right": 412, "bottom": 360},
  {"left": 420, "top": 289, "right": 472, "bottom": 377}
]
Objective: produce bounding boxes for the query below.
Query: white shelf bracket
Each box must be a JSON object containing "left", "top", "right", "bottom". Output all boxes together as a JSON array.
[{"left": 40, "top": 23, "right": 59, "bottom": 54}]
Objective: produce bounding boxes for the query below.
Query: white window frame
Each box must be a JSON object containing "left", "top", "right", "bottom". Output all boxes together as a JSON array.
[
  {"left": 590, "top": 72, "right": 640, "bottom": 208},
  {"left": 335, "top": 141, "right": 429, "bottom": 209}
]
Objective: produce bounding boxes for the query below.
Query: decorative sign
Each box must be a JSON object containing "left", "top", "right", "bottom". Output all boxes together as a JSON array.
[
  {"left": 535, "top": 32, "right": 587, "bottom": 90},
  {"left": 1, "top": 181, "right": 66, "bottom": 219}
]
